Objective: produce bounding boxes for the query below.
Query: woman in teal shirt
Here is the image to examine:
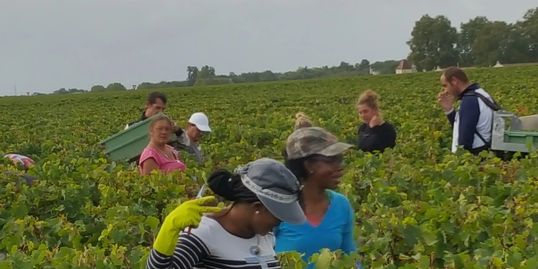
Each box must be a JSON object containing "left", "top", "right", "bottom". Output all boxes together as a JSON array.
[{"left": 275, "top": 125, "right": 357, "bottom": 265}]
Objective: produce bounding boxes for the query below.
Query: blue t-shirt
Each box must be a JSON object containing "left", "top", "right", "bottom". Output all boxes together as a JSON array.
[{"left": 274, "top": 190, "right": 357, "bottom": 263}]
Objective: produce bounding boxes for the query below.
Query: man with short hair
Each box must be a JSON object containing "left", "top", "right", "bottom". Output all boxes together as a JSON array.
[
  {"left": 173, "top": 112, "right": 212, "bottom": 165},
  {"left": 437, "top": 67, "right": 498, "bottom": 154},
  {"left": 126, "top": 91, "right": 168, "bottom": 128},
  {"left": 125, "top": 92, "right": 212, "bottom": 164},
  {"left": 126, "top": 91, "right": 184, "bottom": 164}
]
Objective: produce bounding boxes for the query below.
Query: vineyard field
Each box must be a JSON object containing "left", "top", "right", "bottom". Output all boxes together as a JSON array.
[{"left": 1, "top": 66, "right": 538, "bottom": 268}]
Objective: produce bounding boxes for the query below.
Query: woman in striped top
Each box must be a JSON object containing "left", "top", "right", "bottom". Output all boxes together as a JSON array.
[{"left": 147, "top": 158, "right": 306, "bottom": 269}]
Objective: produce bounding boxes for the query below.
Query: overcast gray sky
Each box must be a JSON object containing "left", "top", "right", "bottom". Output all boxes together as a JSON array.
[{"left": 0, "top": 0, "right": 536, "bottom": 95}]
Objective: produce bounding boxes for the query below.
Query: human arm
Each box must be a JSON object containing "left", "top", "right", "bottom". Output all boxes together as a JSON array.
[
  {"left": 385, "top": 123, "right": 396, "bottom": 148},
  {"left": 368, "top": 114, "right": 383, "bottom": 128},
  {"left": 438, "top": 91, "right": 456, "bottom": 125},
  {"left": 340, "top": 200, "right": 357, "bottom": 252},
  {"left": 147, "top": 233, "right": 210, "bottom": 269},
  {"left": 357, "top": 124, "right": 371, "bottom": 152},
  {"left": 458, "top": 96, "right": 480, "bottom": 150},
  {"left": 146, "top": 196, "right": 222, "bottom": 269},
  {"left": 358, "top": 124, "right": 395, "bottom": 152},
  {"left": 174, "top": 127, "right": 184, "bottom": 138},
  {"left": 140, "top": 158, "right": 160, "bottom": 176},
  {"left": 446, "top": 110, "right": 456, "bottom": 126}
]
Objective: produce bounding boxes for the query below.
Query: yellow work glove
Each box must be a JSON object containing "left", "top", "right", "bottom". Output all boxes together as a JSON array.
[{"left": 153, "top": 196, "right": 222, "bottom": 255}]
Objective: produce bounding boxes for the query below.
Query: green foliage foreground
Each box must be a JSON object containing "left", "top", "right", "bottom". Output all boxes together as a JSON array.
[{"left": 1, "top": 66, "right": 538, "bottom": 268}]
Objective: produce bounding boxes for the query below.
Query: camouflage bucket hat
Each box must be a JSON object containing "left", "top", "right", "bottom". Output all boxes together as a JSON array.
[{"left": 285, "top": 127, "right": 353, "bottom": 160}]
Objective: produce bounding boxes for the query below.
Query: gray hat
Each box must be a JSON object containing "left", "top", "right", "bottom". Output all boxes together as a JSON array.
[
  {"left": 235, "top": 158, "right": 306, "bottom": 225},
  {"left": 286, "top": 127, "right": 353, "bottom": 160}
]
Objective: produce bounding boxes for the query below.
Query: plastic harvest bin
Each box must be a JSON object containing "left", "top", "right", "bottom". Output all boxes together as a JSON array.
[
  {"left": 100, "top": 113, "right": 176, "bottom": 161},
  {"left": 491, "top": 111, "right": 538, "bottom": 152}
]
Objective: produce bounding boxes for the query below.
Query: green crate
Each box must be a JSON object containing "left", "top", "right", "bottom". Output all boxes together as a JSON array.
[
  {"left": 100, "top": 113, "right": 176, "bottom": 161},
  {"left": 492, "top": 111, "right": 538, "bottom": 152},
  {"left": 503, "top": 130, "right": 538, "bottom": 148}
]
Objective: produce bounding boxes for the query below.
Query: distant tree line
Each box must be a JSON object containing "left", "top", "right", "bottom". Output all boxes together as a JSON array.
[
  {"left": 40, "top": 6, "right": 537, "bottom": 95},
  {"left": 47, "top": 82, "right": 129, "bottom": 95},
  {"left": 137, "top": 59, "right": 401, "bottom": 90},
  {"left": 90, "top": 83, "right": 127, "bottom": 92},
  {"left": 52, "top": 88, "right": 86, "bottom": 94},
  {"left": 408, "top": 7, "right": 538, "bottom": 71},
  {"left": 42, "top": 55, "right": 426, "bottom": 95}
]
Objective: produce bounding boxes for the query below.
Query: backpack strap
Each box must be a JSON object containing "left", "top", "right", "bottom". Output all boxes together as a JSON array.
[
  {"left": 474, "top": 129, "right": 491, "bottom": 147},
  {"left": 464, "top": 91, "right": 501, "bottom": 111},
  {"left": 464, "top": 90, "right": 499, "bottom": 148}
]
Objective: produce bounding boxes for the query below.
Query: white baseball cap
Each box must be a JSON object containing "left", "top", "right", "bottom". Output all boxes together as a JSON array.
[{"left": 188, "top": 112, "right": 211, "bottom": 132}]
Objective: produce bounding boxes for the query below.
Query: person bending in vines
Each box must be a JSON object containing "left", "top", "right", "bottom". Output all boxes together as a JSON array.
[{"left": 146, "top": 158, "right": 305, "bottom": 269}]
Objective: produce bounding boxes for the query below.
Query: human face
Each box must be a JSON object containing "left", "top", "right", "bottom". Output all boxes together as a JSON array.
[
  {"left": 440, "top": 75, "right": 460, "bottom": 97},
  {"left": 305, "top": 154, "right": 345, "bottom": 189},
  {"left": 250, "top": 204, "right": 281, "bottom": 235},
  {"left": 149, "top": 119, "right": 172, "bottom": 145},
  {"left": 357, "top": 104, "right": 377, "bottom": 124},
  {"left": 186, "top": 124, "right": 203, "bottom": 143},
  {"left": 145, "top": 98, "right": 166, "bottom": 118}
]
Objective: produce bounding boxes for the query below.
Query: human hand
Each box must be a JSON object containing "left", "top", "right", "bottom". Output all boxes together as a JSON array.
[
  {"left": 153, "top": 196, "right": 222, "bottom": 255},
  {"left": 437, "top": 90, "right": 455, "bottom": 113},
  {"left": 369, "top": 114, "right": 383, "bottom": 128}
]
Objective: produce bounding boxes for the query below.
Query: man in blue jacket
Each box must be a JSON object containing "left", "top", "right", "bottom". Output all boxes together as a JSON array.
[{"left": 437, "top": 67, "right": 498, "bottom": 155}]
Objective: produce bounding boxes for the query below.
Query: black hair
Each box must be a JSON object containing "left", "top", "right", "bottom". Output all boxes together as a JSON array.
[
  {"left": 207, "top": 169, "right": 258, "bottom": 203},
  {"left": 147, "top": 91, "right": 167, "bottom": 105},
  {"left": 283, "top": 151, "right": 310, "bottom": 183}
]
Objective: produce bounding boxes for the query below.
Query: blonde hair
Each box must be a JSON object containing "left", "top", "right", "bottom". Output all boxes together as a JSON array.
[
  {"left": 357, "top": 90, "right": 380, "bottom": 110},
  {"left": 149, "top": 114, "right": 173, "bottom": 129},
  {"left": 294, "top": 112, "right": 313, "bottom": 130}
]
